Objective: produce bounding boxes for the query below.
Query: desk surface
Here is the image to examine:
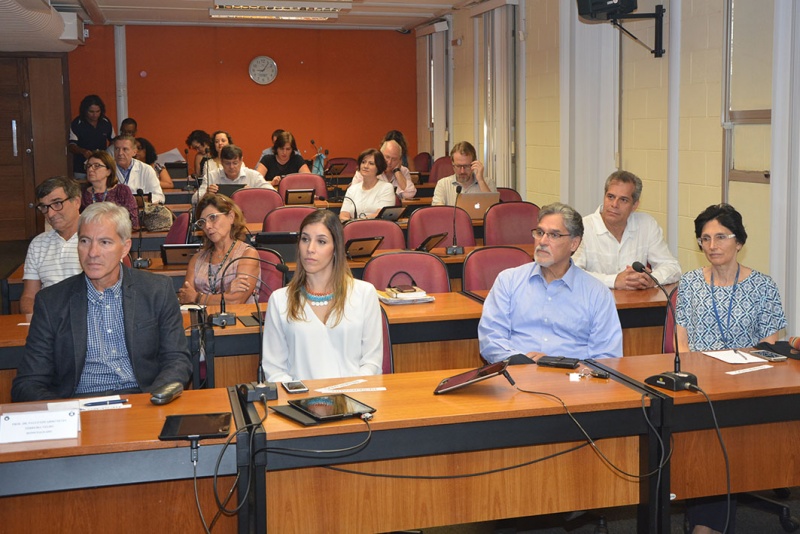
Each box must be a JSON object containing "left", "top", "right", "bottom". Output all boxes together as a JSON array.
[{"left": 0, "top": 389, "right": 235, "bottom": 462}]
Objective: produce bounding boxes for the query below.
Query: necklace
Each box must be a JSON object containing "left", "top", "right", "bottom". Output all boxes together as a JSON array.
[
  {"left": 710, "top": 263, "right": 741, "bottom": 347},
  {"left": 92, "top": 188, "right": 109, "bottom": 203},
  {"left": 303, "top": 287, "right": 333, "bottom": 307},
  {"left": 207, "top": 240, "right": 237, "bottom": 294}
]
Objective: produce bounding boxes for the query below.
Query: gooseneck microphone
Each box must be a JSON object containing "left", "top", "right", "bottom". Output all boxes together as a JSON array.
[
  {"left": 632, "top": 261, "right": 698, "bottom": 391},
  {"left": 211, "top": 254, "right": 289, "bottom": 327},
  {"left": 182, "top": 148, "right": 196, "bottom": 192},
  {"left": 132, "top": 189, "right": 151, "bottom": 269},
  {"left": 446, "top": 185, "right": 464, "bottom": 255},
  {"left": 343, "top": 195, "right": 359, "bottom": 220}
]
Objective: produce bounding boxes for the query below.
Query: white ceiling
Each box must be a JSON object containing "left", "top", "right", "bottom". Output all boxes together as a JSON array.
[{"left": 0, "top": 0, "right": 467, "bottom": 51}]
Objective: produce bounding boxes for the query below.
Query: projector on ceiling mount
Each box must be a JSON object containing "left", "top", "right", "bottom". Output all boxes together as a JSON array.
[{"left": 577, "top": 0, "right": 637, "bottom": 21}]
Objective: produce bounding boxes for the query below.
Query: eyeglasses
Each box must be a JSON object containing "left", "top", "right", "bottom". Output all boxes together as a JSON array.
[
  {"left": 37, "top": 199, "right": 70, "bottom": 214},
  {"left": 697, "top": 233, "right": 737, "bottom": 247},
  {"left": 195, "top": 212, "right": 227, "bottom": 230},
  {"left": 532, "top": 228, "right": 571, "bottom": 241},
  {"left": 452, "top": 164, "right": 471, "bottom": 170},
  {"left": 85, "top": 163, "right": 107, "bottom": 171}
]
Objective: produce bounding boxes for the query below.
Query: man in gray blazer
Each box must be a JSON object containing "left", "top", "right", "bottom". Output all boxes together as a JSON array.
[{"left": 12, "top": 202, "right": 192, "bottom": 402}]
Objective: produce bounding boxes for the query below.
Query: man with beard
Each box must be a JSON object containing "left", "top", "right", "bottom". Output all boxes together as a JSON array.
[{"left": 478, "top": 202, "right": 622, "bottom": 363}]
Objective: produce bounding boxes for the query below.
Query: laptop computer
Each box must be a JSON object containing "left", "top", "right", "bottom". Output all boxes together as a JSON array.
[
  {"left": 455, "top": 192, "right": 501, "bottom": 219},
  {"left": 253, "top": 232, "right": 299, "bottom": 263},
  {"left": 345, "top": 236, "right": 384, "bottom": 260},
  {"left": 285, "top": 189, "right": 315, "bottom": 205},
  {"left": 216, "top": 183, "right": 246, "bottom": 198},
  {"left": 161, "top": 243, "right": 202, "bottom": 265},
  {"left": 325, "top": 162, "right": 348, "bottom": 175},
  {"left": 375, "top": 206, "right": 407, "bottom": 221}
]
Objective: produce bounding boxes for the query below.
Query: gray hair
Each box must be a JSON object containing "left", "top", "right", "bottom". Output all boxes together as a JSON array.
[
  {"left": 79, "top": 202, "right": 132, "bottom": 242},
  {"left": 605, "top": 170, "right": 643, "bottom": 203},
  {"left": 538, "top": 202, "right": 584, "bottom": 238}
]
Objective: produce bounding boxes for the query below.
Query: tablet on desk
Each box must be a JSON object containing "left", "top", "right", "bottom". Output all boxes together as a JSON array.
[
  {"left": 158, "top": 413, "right": 232, "bottom": 441},
  {"left": 345, "top": 236, "right": 384, "bottom": 259},
  {"left": 285, "top": 189, "right": 315, "bottom": 205},
  {"left": 433, "top": 360, "right": 509, "bottom": 395},
  {"left": 288, "top": 394, "right": 375, "bottom": 422},
  {"left": 216, "top": 184, "right": 245, "bottom": 197},
  {"left": 415, "top": 232, "right": 447, "bottom": 252},
  {"left": 375, "top": 206, "right": 407, "bottom": 221}
]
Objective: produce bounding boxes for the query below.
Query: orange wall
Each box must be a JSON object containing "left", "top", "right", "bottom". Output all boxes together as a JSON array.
[{"left": 68, "top": 25, "right": 417, "bottom": 173}]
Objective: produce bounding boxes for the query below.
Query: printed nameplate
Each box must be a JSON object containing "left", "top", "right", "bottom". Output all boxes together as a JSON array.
[{"left": 0, "top": 409, "right": 80, "bottom": 443}]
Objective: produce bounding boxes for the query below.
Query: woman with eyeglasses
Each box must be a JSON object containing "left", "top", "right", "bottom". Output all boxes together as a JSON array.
[
  {"left": 80, "top": 150, "right": 139, "bottom": 229},
  {"left": 676, "top": 203, "right": 787, "bottom": 534},
  {"left": 177, "top": 193, "right": 259, "bottom": 306},
  {"left": 262, "top": 209, "right": 383, "bottom": 382}
]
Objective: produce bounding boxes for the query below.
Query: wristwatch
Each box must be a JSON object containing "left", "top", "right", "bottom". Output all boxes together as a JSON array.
[{"left": 392, "top": 168, "right": 401, "bottom": 174}]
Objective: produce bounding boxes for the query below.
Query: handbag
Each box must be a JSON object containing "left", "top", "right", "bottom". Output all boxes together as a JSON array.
[{"left": 142, "top": 202, "right": 175, "bottom": 232}]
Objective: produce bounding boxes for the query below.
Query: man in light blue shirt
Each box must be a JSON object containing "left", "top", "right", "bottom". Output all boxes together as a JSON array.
[{"left": 479, "top": 202, "right": 623, "bottom": 362}]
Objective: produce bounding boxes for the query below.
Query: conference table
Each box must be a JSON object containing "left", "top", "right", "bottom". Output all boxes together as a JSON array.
[
  {"left": 0, "top": 387, "right": 256, "bottom": 533},
  {"left": 595, "top": 352, "right": 800, "bottom": 505},
  {"left": 0, "top": 364, "right": 662, "bottom": 533}
]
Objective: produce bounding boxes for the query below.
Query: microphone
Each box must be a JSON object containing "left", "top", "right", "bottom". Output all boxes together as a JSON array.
[
  {"left": 210, "top": 254, "right": 289, "bottom": 327},
  {"left": 182, "top": 148, "right": 196, "bottom": 192},
  {"left": 132, "top": 189, "right": 151, "bottom": 269},
  {"left": 446, "top": 185, "right": 464, "bottom": 255},
  {"left": 184, "top": 207, "right": 196, "bottom": 244},
  {"left": 343, "top": 195, "right": 359, "bottom": 219},
  {"left": 632, "top": 261, "right": 698, "bottom": 391}
]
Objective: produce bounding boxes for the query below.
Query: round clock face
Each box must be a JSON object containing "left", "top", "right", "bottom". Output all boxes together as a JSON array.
[{"left": 249, "top": 56, "right": 277, "bottom": 85}]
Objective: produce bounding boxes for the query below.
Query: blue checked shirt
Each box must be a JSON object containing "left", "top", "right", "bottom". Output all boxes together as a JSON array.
[{"left": 75, "top": 272, "right": 139, "bottom": 394}]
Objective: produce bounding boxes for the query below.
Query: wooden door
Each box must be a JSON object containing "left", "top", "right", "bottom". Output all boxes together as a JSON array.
[{"left": 0, "top": 58, "right": 35, "bottom": 240}]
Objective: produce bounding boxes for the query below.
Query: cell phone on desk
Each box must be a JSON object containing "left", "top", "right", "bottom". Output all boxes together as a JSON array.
[
  {"left": 393, "top": 285, "right": 416, "bottom": 293},
  {"left": 282, "top": 381, "right": 309, "bottom": 394},
  {"left": 751, "top": 349, "right": 788, "bottom": 362}
]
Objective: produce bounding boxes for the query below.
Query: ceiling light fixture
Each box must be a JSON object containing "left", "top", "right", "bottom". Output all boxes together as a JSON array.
[{"left": 211, "top": 1, "right": 352, "bottom": 21}]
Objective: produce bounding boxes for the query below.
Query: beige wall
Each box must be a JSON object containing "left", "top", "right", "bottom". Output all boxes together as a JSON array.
[{"left": 442, "top": 0, "right": 773, "bottom": 276}]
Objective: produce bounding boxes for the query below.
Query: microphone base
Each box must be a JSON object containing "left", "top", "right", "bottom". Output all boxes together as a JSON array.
[
  {"left": 645, "top": 371, "right": 698, "bottom": 391},
  {"left": 132, "top": 257, "right": 151, "bottom": 269},
  {"left": 446, "top": 245, "right": 464, "bottom": 255},
  {"left": 211, "top": 312, "right": 237, "bottom": 328},
  {"left": 182, "top": 185, "right": 196, "bottom": 192},
  {"left": 238, "top": 381, "right": 278, "bottom": 403}
]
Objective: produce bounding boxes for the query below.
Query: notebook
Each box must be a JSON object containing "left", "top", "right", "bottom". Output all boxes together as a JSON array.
[
  {"left": 161, "top": 243, "right": 202, "bottom": 265},
  {"left": 455, "top": 192, "right": 501, "bottom": 219},
  {"left": 253, "top": 232, "right": 299, "bottom": 263}
]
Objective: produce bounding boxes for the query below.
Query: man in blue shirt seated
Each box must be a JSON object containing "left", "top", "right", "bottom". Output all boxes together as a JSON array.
[
  {"left": 12, "top": 202, "right": 192, "bottom": 402},
  {"left": 478, "top": 202, "right": 623, "bottom": 363}
]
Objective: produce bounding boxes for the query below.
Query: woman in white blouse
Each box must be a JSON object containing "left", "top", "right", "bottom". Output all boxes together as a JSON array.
[
  {"left": 339, "top": 148, "right": 396, "bottom": 221},
  {"left": 262, "top": 209, "right": 383, "bottom": 382}
]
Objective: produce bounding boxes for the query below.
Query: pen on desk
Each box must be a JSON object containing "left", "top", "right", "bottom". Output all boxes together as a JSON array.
[
  {"left": 84, "top": 399, "right": 129, "bottom": 407},
  {"left": 734, "top": 349, "right": 749, "bottom": 361}
]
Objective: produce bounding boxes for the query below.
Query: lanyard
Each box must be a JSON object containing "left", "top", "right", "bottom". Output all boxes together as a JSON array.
[
  {"left": 710, "top": 263, "right": 741, "bottom": 347},
  {"left": 92, "top": 189, "right": 109, "bottom": 203},
  {"left": 207, "top": 240, "right": 237, "bottom": 294}
]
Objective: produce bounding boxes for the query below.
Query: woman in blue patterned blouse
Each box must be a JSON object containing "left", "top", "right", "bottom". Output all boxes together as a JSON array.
[
  {"left": 676, "top": 203, "right": 786, "bottom": 353},
  {"left": 676, "top": 203, "right": 787, "bottom": 534}
]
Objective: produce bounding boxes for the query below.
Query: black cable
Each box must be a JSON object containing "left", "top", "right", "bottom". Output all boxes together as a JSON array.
[
  {"left": 324, "top": 441, "right": 591, "bottom": 480},
  {"left": 688, "top": 383, "right": 731, "bottom": 534},
  {"left": 258, "top": 416, "right": 373, "bottom": 458},
  {"left": 191, "top": 440, "right": 212, "bottom": 534}
]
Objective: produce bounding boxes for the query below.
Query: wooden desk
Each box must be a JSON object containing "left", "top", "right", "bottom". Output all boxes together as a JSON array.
[
  {"left": 262, "top": 365, "right": 658, "bottom": 532},
  {"left": 597, "top": 353, "right": 800, "bottom": 524},
  {"left": 0, "top": 388, "right": 246, "bottom": 533}
]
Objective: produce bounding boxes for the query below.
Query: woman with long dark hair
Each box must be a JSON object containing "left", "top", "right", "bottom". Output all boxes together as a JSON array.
[
  {"left": 68, "top": 95, "right": 115, "bottom": 179},
  {"left": 262, "top": 210, "right": 383, "bottom": 382}
]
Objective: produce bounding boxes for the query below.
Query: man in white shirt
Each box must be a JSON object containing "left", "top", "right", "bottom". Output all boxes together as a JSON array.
[
  {"left": 114, "top": 135, "right": 165, "bottom": 203},
  {"left": 20, "top": 176, "right": 83, "bottom": 314},
  {"left": 350, "top": 140, "right": 417, "bottom": 199},
  {"left": 431, "top": 141, "right": 496, "bottom": 206},
  {"left": 195, "top": 144, "right": 274, "bottom": 202},
  {"left": 573, "top": 170, "right": 682, "bottom": 290}
]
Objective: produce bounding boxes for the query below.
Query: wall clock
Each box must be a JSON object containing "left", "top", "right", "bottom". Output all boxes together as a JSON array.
[{"left": 249, "top": 56, "right": 278, "bottom": 85}]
